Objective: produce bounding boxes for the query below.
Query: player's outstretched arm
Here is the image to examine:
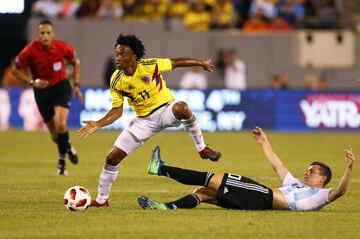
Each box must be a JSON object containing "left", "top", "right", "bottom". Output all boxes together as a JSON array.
[
  {"left": 77, "top": 106, "right": 123, "bottom": 139},
  {"left": 171, "top": 58, "right": 214, "bottom": 72},
  {"left": 328, "top": 146, "right": 355, "bottom": 202},
  {"left": 252, "top": 126, "right": 288, "bottom": 182}
]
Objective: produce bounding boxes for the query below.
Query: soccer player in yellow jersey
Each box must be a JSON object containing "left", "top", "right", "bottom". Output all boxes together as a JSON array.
[{"left": 78, "top": 34, "right": 221, "bottom": 207}]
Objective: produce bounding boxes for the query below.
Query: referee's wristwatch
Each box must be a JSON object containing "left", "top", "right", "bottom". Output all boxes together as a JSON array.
[{"left": 74, "top": 82, "right": 80, "bottom": 87}]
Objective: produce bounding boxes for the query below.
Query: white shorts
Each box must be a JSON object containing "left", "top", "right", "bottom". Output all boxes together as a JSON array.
[{"left": 114, "top": 100, "right": 182, "bottom": 155}]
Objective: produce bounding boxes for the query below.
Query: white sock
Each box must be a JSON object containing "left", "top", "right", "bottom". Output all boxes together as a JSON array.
[
  {"left": 182, "top": 115, "right": 206, "bottom": 151},
  {"left": 96, "top": 163, "right": 119, "bottom": 203}
]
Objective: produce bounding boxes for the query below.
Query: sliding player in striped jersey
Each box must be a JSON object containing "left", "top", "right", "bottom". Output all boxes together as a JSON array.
[
  {"left": 78, "top": 34, "right": 221, "bottom": 207},
  {"left": 138, "top": 127, "right": 355, "bottom": 211}
]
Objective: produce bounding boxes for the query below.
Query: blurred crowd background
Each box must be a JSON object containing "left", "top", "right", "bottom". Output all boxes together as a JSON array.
[
  {"left": 1, "top": 0, "right": 360, "bottom": 90},
  {"left": 26, "top": 0, "right": 360, "bottom": 31}
]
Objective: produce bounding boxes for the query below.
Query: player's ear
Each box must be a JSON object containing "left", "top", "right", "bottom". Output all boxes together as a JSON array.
[{"left": 319, "top": 176, "right": 325, "bottom": 185}]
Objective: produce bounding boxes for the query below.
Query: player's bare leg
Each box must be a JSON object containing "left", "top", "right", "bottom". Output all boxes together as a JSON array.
[
  {"left": 91, "top": 146, "right": 127, "bottom": 207},
  {"left": 172, "top": 101, "right": 221, "bottom": 161}
]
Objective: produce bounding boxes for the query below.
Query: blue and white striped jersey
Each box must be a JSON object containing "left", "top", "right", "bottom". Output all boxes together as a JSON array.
[{"left": 278, "top": 172, "right": 332, "bottom": 211}]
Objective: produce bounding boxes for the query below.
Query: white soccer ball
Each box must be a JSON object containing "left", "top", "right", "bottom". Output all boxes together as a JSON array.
[{"left": 64, "top": 186, "right": 91, "bottom": 211}]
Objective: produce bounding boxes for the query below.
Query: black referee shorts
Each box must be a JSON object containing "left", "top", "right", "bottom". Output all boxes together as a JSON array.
[
  {"left": 34, "top": 80, "right": 72, "bottom": 123},
  {"left": 217, "top": 173, "right": 273, "bottom": 210}
]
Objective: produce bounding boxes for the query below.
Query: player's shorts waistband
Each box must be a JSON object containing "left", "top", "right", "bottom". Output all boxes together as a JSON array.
[{"left": 138, "top": 101, "right": 171, "bottom": 118}]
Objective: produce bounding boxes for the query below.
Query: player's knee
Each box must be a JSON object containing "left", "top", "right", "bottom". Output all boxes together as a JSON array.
[
  {"left": 106, "top": 154, "right": 121, "bottom": 166},
  {"left": 173, "top": 101, "right": 189, "bottom": 112},
  {"left": 106, "top": 148, "right": 127, "bottom": 166},
  {"left": 172, "top": 101, "right": 192, "bottom": 120}
]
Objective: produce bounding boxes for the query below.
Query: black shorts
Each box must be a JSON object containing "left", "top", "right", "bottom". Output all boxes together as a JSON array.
[
  {"left": 34, "top": 80, "right": 72, "bottom": 123},
  {"left": 217, "top": 173, "right": 273, "bottom": 210}
]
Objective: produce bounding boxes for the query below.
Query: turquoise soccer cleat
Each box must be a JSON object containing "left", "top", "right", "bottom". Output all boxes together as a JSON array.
[
  {"left": 137, "top": 196, "right": 168, "bottom": 210},
  {"left": 147, "top": 146, "right": 165, "bottom": 176}
]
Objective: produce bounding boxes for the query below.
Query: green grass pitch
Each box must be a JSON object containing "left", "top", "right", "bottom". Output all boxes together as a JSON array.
[{"left": 0, "top": 130, "right": 359, "bottom": 238}]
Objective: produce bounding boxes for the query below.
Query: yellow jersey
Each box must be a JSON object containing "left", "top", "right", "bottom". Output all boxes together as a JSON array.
[
  {"left": 183, "top": 11, "right": 211, "bottom": 31},
  {"left": 110, "top": 58, "right": 175, "bottom": 117}
]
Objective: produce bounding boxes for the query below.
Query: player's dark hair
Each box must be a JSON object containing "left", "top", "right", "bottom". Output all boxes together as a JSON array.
[
  {"left": 38, "top": 20, "right": 53, "bottom": 27},
  {"left": 310, "top": 161, "right": 332, "bottom": 186},
  {"left": 115, "top": 34, "right": 145, "bottom": 60}
]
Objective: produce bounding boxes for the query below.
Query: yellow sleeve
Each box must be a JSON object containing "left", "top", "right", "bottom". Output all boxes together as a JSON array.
[
  {"left": 156, "top": 58, "right": 172, "bottom": 73},
  {"left": 109, "top": 70, "right": 123, "bottom": 108},
  {"left": 110, "top": 88, "right": 123, "bottom": 108}
]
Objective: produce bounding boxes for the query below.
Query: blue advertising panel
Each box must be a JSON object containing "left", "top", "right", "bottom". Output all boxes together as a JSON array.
[{"left": 1, "top": 87, "right": 360, "bottom": 131}]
